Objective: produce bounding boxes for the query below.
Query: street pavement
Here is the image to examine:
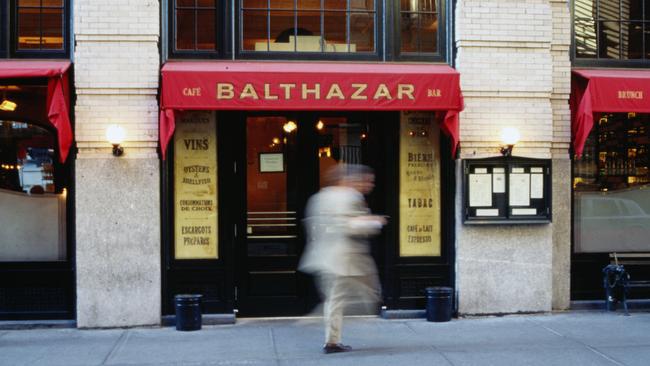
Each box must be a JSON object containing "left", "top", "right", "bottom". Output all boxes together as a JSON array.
[{"left": 0, "top": 311, "right": 649, "bottom": 366}]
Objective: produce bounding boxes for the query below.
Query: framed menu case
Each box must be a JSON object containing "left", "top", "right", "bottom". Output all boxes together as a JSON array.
[{"left": 463, "top": 156, "right": 552, "bottom": 224}]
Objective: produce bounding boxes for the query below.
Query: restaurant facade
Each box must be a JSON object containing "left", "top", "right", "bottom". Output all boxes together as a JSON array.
[
  {"left": 0, "top": 0, "right": 75, "bottom": 320},
  {"left": 1, "top": 0, "right": 646, "bottom": 327},
  {"left": 570, "top": 0, "right": 650, "bottom": 301}
]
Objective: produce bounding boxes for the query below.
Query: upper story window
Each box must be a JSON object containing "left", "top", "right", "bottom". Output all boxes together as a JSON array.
[
  {"left": 398, "top": 0, "right": 439, "bottom": 55},
  {"left": 240, "top": 0, "right": 377, "bottom": 54},
  {"left": 168, "top": 0, "right": 448, "bottom": 61},
  {"left": 574, "top": 0, "right": 650, "bottom": 64},
  {"left": 1, "top": 0, "right": 70, "bottom": 58},
  {"left": 174, "top": 0, "right": 219, "bottom": 52}
]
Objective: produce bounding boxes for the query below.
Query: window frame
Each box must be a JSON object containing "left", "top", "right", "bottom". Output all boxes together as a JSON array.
[
  {"left": 572, "top": 0, "right": 650, "bottom": 67},
  {"left": 166, "top": 0, "right": 450, "bottom": 62},
  {"left": 167, "top": 0, "right": 232, "bottom": 60},
  {"left": 391, "top": 0, "right": 447, "bottom": 62},
  {"left": 7, "top": 0, "right": 70, "bottom": 59},
  {"left": 1, "top": 2, "right": 7, "bottom": 58},
  {"left": 234, "top": 0, "right": 384, "bottom": 61}
]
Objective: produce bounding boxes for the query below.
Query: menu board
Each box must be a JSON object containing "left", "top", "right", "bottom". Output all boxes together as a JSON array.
[
  {"left": 174, "top": 111, "right": 218, "bottom": 259},
  {"left": 463, "top": 158, "right": 551, "bottom": 224},
  {"left": 399, "top": 111, "right": 441, "bottom": 257}
]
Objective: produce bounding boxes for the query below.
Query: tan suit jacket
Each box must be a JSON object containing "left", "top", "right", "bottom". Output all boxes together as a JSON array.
[{"left": 299, "top": 186, "right": 381, "bottom": 277}]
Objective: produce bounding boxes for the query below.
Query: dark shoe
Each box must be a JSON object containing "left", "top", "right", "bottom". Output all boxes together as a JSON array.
[{"left": 322, "top": 343, "right": 352, "bottom": 354}]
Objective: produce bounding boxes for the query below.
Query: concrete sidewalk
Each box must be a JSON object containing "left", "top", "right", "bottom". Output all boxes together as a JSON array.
[{"left": 1, "top": 311, "right": 649, "bottom": 366}]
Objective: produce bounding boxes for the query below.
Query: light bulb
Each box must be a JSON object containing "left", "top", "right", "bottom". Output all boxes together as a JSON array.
[
  {"left": 500, "top": 127, "right": 520, "bottom": 146},
  {"left": 106, "top": 125, "right": 126, "bottom": 145},
  {"left": 283, "top": 121, "right": 297, "bottom": 133}
]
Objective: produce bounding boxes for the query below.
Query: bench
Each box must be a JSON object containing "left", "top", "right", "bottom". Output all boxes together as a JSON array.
[{"left": 603, "top": 253, "right": 650, "bottom": 315}]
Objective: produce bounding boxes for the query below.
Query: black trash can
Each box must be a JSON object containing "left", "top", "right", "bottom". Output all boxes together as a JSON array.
[
  {"left": 425, "top": 287, "right": 452, "bottom": 322},
  {"left": 175, "top": 294, "right": 203, "bottom": 331}
]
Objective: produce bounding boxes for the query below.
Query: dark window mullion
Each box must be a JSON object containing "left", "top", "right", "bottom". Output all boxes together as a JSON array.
[
  {"left": 618, "top": 19, "right": 623, "bottom": 59},
  {"left": 619, "top": 0, "right": 624, "bottom": 59},
  {"left": 39, "top": 0, "right": 44, "bottom": 50},
  {"left": 374, "top": 8, "right": 377, "bottom": 54},
  {"left": 641, "top": 1, "right": 648, "bottom": 60},
  {"left": 194, "top": 2, "right": 199, "bottom": 51},
  {"left": 596, "top": 0, "right": 601, "bottom": 59},
  {"left": 173, "top": 3, "right": 177, "bottom": 51},
  {"left": 346, "top": 0, "right": 350, "bottom": 52},
  {"left": 417, "top": 9, "right": 422, "bottom": 53},
  {"left": 267, "top": 0, "right": 271, "bottom": 51},
  {"left": 645, "top": 20, "right": 648, "bottom": 59}
]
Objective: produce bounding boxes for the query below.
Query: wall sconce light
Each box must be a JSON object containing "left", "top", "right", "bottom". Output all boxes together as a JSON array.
[
  {"left": 106, "top": 124, "right": 125, "bottom": 157},
  {"left": 283, "top": 120, "right": 297, "bottom": 133},
  {"left": 0, "top": 99, "right": 17, "bottom": 112},
  {"left": 499, "top": 127, "right": 520, "bottom": 157}
]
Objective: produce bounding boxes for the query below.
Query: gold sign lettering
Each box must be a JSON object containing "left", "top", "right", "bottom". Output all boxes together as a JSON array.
[
  {"left": 183, "top": 87, "right": 202, "bottom": 97},
  {"left": 351, "top": 84, "right": 368, "bottom": 100},
  {"left": 427, "top": 88, "right": 441, "bottom": 97},
  {"left": 240, "top": 83, "right": 259, "bottom": 99},
  {"left": 398, "top": 84, "right": 415, "bottom": 100},
  {"left": 213, "top": 82, "right": 419, "bottom": 101},
  {"left": 174, "top": 111, "right": 219, "bottom": 260},
  {"left": 279, "top": 83, "right": 296, "bottom": 99},
  {"left": 373, "top": 84, "right": 393, "bottom": 100},
  {"left": 618, "top": 90, "right": 644, "bottom": 100},
  {"left": 264, "top": 84, "right": 278, "bottom": 100},
  {"left": 302, "top": 83, "right": 321, "bottom": 99},
  {"left": 325, "top": 84, "right": 345, "bottom": 100},
  {"left": 217, "top": 83, "right": 234, "bottom": 99},
  {"left": 399, "top": 111, "right": 440, "bottom": 257}
]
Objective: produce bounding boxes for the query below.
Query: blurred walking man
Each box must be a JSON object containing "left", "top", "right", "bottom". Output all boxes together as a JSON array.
[{"left": 299, "top": 164, "right": 386, "bottom": 354}]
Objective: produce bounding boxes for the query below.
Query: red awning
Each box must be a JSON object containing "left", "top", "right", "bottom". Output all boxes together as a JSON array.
[
  {"left": 160, "top": 61, "right": 464, "bottom": 159},
  {"left": 571, "top": 69, "right": 650, "bottom": 158},
  {"left": 0, "top": 60, "right": 73, "bottom": 162}
]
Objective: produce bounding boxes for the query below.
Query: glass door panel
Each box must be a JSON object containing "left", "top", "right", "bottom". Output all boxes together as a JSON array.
[
  {"left": 239, "top": 115, "right": 307, "bottom": 316},
  {"left": 246, "top": 116, "right": 299, "bottom": 256},
  {"left": 316, "top": 116, "right": 368, "bottom": 186}
]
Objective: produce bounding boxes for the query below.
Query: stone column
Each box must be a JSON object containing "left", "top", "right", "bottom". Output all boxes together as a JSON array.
[
  {"left": 454, "top": 0, "right": 570, "bottom": 314},
  {"left": 550, "top": 0, "right": 572, "bottom": 311},
  {"left": 74, "top": 0, "right": 161, "bottom": 327}
]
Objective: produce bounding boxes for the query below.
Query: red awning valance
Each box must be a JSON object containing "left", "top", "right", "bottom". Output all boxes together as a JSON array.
[
  {"left": 571, "top": 69, "right": 650, "bottom": 158},
  {"left": 0, "top": 60, "right": 73, "bottom": 162},
  {"left": 160, "top": 61, "right": 464, "bottom": 159}
]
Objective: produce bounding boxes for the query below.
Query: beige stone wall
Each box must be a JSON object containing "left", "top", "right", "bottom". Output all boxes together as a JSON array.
[
  {"left": 74, "top": 0, "right": 159, "bottom": 158},
  {"left": 455, "top": 0, "right": 571, "bottom": 314},
  {"left": 74, "top": 0, "right": 161, "bottom": 327},
  {"left": 550, "top": 0, "right": 572, "bottom": 311}
]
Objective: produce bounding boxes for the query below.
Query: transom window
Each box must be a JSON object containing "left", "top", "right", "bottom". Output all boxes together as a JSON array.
[
  {"left": 574, "top": 0, "right": 650, "bottom": 62},
  {"left": 399, "top": 0, "right": 438, "bottom": 54},
  {"left": 16, "top": 0, "right": 65, "bottom": 51},
  {"left": 174, "top": 0, "right": 219, "bottom": 51},
  {"left": 241, "top": 0, "right": 376, "bottom": 53},
  {"left": 168, "top": 0, "right": 447, "bottom": 61},
  {"left": 1, "top": 0, "right": 69, "bottom": 58}
]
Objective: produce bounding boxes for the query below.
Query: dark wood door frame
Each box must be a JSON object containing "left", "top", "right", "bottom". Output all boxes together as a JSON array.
[
  {"left": 161, "top": 110, "right": 457, "bottom": 316},
  {"left": 161, "top": 112, "right": 240, "bottom": 315}
]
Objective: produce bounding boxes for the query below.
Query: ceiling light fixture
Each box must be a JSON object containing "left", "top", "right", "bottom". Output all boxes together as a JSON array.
[
  {"left": 283, "top": 120, "right": 298, "bottom": 133},
  {"left": 0, "top": 99, "right": 17, "bottom": 112}
]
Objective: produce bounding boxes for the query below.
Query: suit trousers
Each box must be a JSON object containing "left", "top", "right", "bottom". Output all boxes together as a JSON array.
[{"left": 320, "top": 273, "right": 380, "bottom": 344}]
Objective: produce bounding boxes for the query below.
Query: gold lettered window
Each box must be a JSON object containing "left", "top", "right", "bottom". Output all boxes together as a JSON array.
[
  {"left": 174, "top": 111, "right": 218, "bottom": 259},
  {"left": 399, "top": 111, "right": 441, "bottom": 257}
]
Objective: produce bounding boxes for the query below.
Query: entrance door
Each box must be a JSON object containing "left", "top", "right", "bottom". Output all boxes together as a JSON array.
[{"left": 236, "top": 112, "right": 388, "bottom": 316}]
